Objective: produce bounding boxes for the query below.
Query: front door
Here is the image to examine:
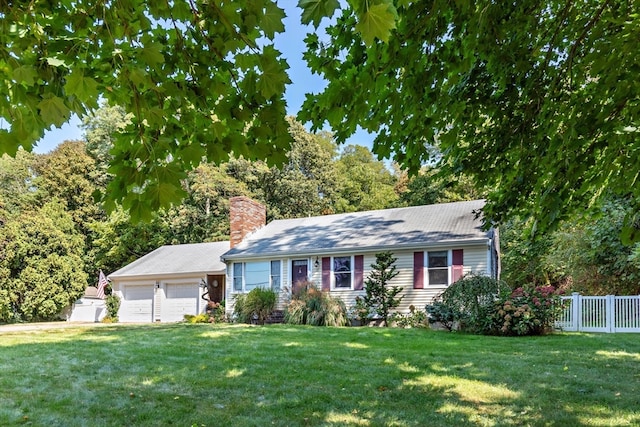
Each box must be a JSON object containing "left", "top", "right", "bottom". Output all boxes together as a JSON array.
[
  {"left": 291, "top": 260, "right": 308, "bottom": 295},
  {"left": 207, "top": 274, "right": 225, "bottom": 303}
]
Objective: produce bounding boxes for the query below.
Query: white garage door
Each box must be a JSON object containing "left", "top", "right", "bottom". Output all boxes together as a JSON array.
[
  {"left": 120, "top": 285, "right": 154, "bottom": 323},
  {"left": 162, "top": 283, "right": 199, "bottom": 322}
]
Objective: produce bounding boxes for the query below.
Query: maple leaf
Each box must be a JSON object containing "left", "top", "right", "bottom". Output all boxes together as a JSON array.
[
  {"left": 258, "top": 46, "right": 291, "bottom": 99},
  {"left": 12, "top": 65, "right": 37, "bottom": 86},
  {"left": 298, "top": 0, "right": 340, "bottom": 27},
  {"left": 37, "top": 95, "right": 71, "bottom": 127},
  {"left": 65, "top": 70, "right": 99, "bottom": 104},
  {"left": 140, "top": 42, "right": 165, "bottom": 66},
  {"left": 261, "top": 1, "right": 286, "bottom": 38},
  {"left": 355, "top": 3, "right": 397, "bottom": 45}
]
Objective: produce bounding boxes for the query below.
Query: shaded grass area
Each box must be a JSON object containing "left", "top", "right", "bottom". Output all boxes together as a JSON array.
[{"left": 0, "top": 324, "right": 638, "bottom": 426}]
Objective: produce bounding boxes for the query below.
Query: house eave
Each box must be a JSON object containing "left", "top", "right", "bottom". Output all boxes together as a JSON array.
[
  {"left": 220, "top": 237, "right": 491, "bottom": 262},
  {"left": 108, "top": 269, "right": 224, "bottom": 282}
]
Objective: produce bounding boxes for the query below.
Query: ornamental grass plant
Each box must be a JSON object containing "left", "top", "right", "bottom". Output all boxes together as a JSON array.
[{"left": 284, "top": 282, "right": 348, "bottom": 327}]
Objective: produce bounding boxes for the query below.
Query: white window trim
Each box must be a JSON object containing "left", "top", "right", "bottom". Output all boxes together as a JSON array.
[
  {"left": 270, "top": 260, "right": 282, "bottom": 290},
  {"left": 232, "top": 260, "right": 282, "bottom": 292},
  {"left": 331, "top": 255, "right": 354, "bottom": 291},
  {"left": 426, "top": 250, "right": 452, "bottom": 287}
]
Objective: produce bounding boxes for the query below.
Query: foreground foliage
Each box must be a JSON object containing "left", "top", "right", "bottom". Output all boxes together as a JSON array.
[
  {"left": 301, "top": 1, "right": 640, "bottom": 240},
  {"left": 1, "top": 0, "right": 293, "bottom": 221},
  {"left": 0, "top": 324, "right": 638, "bottom": 426}
]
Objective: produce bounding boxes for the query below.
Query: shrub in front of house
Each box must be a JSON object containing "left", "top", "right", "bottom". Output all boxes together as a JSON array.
[
  {"left": 425, "top": 301, "right": 456, "bottom": 331},
  {"left": 427, "top": 275, "right": 566, "bottom": 336},
  {"left": 486, "top": 285, "right": 565, "bottom": 336},
  {"left": 361, "top": 251, "right": 403, "bottom": 327},
  {"left": 284, "top": 282, "right": 348, "bottom": 327},
  {"left": 206, "top": 300, "right": 226, "bottom": 323},
  {"left": 426, "top": 274, "right": 509, "bottom": 333},
  {"left": 184, "top": 313, "right": 210, "bottom": 323},
  {"left": 233, "top": 288, "right": 276, "bottom": 325},
  {"left": 391, "top": 305, "right": 429, "bottom": 329},
  {"left": 102, "top": 294, "right": 121, "bottom": 323},
  {"left": 350, "top": 296, "right": 371, "bottom": 326}
]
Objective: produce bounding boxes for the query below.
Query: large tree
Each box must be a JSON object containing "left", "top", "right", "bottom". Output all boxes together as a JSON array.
[
  {"left": 33, "top": 141, "right": 102, "bottom": 232},
  {"left": 0, "top": 151, "right": 37, "bottom": 214},
  {"left": 298, "top": 1, "right": 640, "bottom": 239},
  {"left": 1, "top": 0, "right": 292, "bottom": 221},
  {"left": 334, "top": 144, "right": 399, "bottom": 212},
  {"left": 0, "top": 200, "right": 87, "bottom": 322},
  {"left": 3, "top": 1, "right": 637, "bottom": 238}
]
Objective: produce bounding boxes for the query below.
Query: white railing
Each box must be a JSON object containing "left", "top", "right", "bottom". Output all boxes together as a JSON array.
[{"left": 555, "top": 293, "right": 640, "bottom": 333}]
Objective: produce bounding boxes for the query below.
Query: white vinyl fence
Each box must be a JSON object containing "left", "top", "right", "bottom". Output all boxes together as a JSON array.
[{"left": 555, "top": 293, "right": 640, "bottom": 333}]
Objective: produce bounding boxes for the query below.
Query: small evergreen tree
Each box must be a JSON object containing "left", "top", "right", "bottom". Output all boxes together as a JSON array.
[{"left": 363, "top": 252, "right": 403, "bottom": 326}]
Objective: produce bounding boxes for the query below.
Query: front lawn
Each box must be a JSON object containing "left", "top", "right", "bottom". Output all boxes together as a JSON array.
[{"left": 0, "top": 324, "right": 638, "bottom": 426}]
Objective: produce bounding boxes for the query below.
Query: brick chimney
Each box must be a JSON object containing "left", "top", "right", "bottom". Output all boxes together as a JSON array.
[{"left": 229, "top": 196, "right": 266, "bottom": 248}]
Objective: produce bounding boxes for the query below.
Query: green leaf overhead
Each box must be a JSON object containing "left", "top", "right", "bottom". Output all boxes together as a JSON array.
[
  {"left": 261, "top": 1, "right": 286, "bottom": 38},
  {"left": 298, "top": 0, "right": 640, "bottom": 238},
  {"left": 38, "top": 96, "right": 71, "bottom": 127},
  {"left": 0, "top": 0, "right": 292, "bottom": 216},
  {"left": 65, "top": 71, "right": 99, "bottom": 105},
  {"left": 355, "top": 2, "right": 397, "bottom": 44},
  {"left": 298, "top": 0, "right": 340, "bottom": 27}
]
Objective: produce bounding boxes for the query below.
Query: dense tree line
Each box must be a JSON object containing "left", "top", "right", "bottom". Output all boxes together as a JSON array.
[
  {"left": 0, "top": 113, "right": 434, "bottom": 322},
  {"left": 1, "top": 106, "right": 638, "bottom": 322}
]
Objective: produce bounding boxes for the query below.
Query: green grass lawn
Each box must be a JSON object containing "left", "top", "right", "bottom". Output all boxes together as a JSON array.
[{"left": 0, "top": 324, "right": 638, "bottom": 427}]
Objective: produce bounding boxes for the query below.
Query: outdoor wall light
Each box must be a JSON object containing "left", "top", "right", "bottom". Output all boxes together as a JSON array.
[
  {"left": 314, "top": 257, "right": 320, "bottom": 268},
  {"left": 155, "top": 281, "right": 160, "bottom": 289}
]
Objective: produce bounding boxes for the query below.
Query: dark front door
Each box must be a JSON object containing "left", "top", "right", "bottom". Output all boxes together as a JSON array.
[
  {"left": 291, "top": 260, "right": 308, "bottom": 295},
  {"left": 207, "top": 274, "right": 225, "bottom": 303}
]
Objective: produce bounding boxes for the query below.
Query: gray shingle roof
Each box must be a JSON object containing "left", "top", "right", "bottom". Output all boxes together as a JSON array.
[
  {"left": 109, "top": 241, "right": 229, "bottom": 279},
  {"left": 222, "top": 200, "right": 489, "bottom": 260}
]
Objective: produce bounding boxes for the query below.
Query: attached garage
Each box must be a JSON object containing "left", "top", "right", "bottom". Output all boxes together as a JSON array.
[
  {"left": 120, "top": 285, "right": 154, "bottom": 323},
  {"left": 161, "top": 283, "right": 199, "bottom": 322},
  {"left": 108, "top": 242, "right": 230, "bottom": 323}
]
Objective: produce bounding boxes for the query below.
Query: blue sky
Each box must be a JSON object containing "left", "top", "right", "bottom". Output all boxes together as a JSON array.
[{"left": 35, "top": 3, "right": 376, "bottom": 154}]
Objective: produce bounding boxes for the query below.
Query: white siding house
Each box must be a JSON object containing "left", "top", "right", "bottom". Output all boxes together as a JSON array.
[{"left": 221, "top": 199, "right": 499, "bottom": 315}]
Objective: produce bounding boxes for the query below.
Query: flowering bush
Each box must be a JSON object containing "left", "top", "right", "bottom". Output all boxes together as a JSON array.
[
  {"left": 206, "top": 300, "right": 226, "bottom": 323},
  {"left": 489, "top": 285, "right": 565, "bottom": 336}
]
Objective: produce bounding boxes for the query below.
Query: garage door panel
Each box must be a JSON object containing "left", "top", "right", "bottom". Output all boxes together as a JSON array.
[
  {"left": 120, "top": 285, "right": 153, "bottom": 323},
  {"left": 162, "top": 283, "right": 199, "bottom": 322}
]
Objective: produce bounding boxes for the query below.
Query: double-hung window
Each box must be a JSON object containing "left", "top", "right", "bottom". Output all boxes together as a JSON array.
[
  {"left": 270, "top": 260, "right": 281, "bottom": 290},
  {"left": 333, "top": 256, "right": 352, "bottom": 289},
  {"left": 427, "top": 251, "right": 449, "bottom": 286},
  {"left": 233, "top": 263, "right": 243, "bottom": 291}
]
